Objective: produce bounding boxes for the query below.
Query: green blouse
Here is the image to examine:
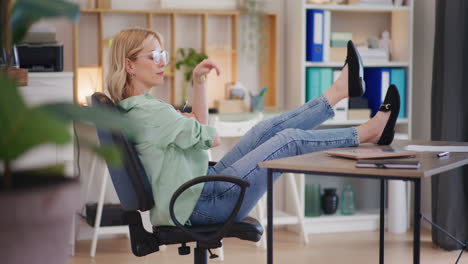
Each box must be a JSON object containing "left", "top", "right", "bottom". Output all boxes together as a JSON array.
[{"left": 117, "top": 93, "right": 216, "bottom": 226}]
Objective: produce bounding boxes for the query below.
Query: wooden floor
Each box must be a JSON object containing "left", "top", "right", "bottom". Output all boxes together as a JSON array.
[{"left": 70, "top": 229, "right": 466, "bottom": 264}]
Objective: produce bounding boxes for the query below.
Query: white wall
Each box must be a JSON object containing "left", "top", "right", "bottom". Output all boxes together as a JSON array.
[{"left": 413, "top": 0, "right": 436, "bottom": 227}]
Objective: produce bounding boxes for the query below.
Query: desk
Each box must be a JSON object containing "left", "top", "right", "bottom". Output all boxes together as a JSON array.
[{"left": 259, "top": 140, "right": 468, "bottom": 264}]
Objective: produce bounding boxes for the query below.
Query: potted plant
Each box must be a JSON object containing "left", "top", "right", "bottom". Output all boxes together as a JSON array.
[
  {"left": 175, "top": 48, "right": 208, "bottom": 108},
  {"left": 0, "top": 1, "right": 135, "bottom": 263}
]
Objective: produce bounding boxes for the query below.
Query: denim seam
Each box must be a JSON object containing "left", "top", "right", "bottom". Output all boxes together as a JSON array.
[
  {"left": 191, "top": 209, "right": 217, "bottom": 222},
  {"left": 214, "top": 137, "right": 356, "bottom": 198},
  {"left": 318, "top": 94, "right": 335, "bottom": 117}
]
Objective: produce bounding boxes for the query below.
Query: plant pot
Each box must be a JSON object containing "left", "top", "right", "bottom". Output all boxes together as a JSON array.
[
  {"left": 6, "top": 67, "right": 28, "bottom": 86},
  {"left": 0, "top": 174, "right": 80, "bottom": 264}
]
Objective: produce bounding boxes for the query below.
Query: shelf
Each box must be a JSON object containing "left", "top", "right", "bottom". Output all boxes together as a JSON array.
[
  {"left": 305, "top": 4, "right": 411, "bottom": 12},
  {"left": 288, "top": 210, "right": 385, "bottom": 234},
  {"left": 322, "top": 118, "right": 408, "bottom": 126},
  {"left": 305, "top": 61, "right": 410, "bottom": 68},
  {"left": 81, "top": 8, "right": 240, "bottom": 16},
  {"left": 259, "top": 210, "right": 301, "bottom": 226}
]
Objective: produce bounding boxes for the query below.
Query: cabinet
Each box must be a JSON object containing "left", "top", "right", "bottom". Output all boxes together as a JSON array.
[
  {"left": 15, "top": 72, "right": 75, "bottom": 176},
  {"left": 284, "top": 1, "right": 414, "bottom": 234},
  {"left": 72, "top": 4, "right": 278, "bottom": 109}
]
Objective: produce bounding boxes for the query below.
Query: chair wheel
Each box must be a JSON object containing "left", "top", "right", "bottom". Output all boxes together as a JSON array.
[{"left": 178, "top": 244, "right": 191, "bottom": 255}]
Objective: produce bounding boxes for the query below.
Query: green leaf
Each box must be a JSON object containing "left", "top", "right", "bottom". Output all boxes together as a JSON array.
[
  {"left": 39, "top": 103, "right": 139, "bottom": 139},
  {"left": 91, "top": 144, "right": 122, "bottom": 167},
  {"left": 78, "top": 137, "right": 122, "bottom": 167},
  {"left": 11, "top": 0, "right": 80, "bottom": 44},
  {"left": 14, "top": 164, "right": 66, "bottom": 177},
  {"left": 0, "top": 73, "right": 71, "bottom": 161}
]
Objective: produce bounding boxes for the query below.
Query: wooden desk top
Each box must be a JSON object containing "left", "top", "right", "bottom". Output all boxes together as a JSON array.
[{"left": 259, "top": 140, "right": 468, "bottom": 179}]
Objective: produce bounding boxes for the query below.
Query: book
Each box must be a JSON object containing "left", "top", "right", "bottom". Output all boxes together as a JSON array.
[
  {"left": 324, "top": 148, "right": 417, "bottom": 159},
  {"left": 356, "top": 159, "right": 421, "bottom": 169}
]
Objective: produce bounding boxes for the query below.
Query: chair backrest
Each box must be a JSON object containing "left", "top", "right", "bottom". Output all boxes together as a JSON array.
[{"left": 91, "top": 92, "right": 154, "bottom": 211}]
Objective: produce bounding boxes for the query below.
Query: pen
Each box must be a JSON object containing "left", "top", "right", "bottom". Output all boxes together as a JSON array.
[
  {"left": 437, "top": 152, "right": 450, "bottom": 158},
  {"left": 181, "top": 98, "right": 188, "bottom": 112}
]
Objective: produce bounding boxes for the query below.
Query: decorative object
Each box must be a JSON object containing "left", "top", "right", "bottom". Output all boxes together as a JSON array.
[
  {"left": 379, "top": 30, "right": 392, "bottom": 59},
  {"left": 225, "top": 81, "right": 247, "bottom": 100},
  {"left": 305, "top": 183, "right": 322, "bottom": 217},
  {"left": 0, "top": 1, "right": 134, "bottom": 263},
  {"left": 340, "top": 184, "right": 355, "bottom": 215},
  {"left": 321, "top": 188, "right": 339, "bottom": 214},
  {"left": 175, "top": 48, "right": 208, "bottom": 107},
  {"left": 250, "top": 87, "right": 266, "bottom": 112}
]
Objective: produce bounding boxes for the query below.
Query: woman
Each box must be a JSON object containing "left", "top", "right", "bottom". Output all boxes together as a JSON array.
[{"left": 107, "top": 28, "right": 400, "bottom": 227}]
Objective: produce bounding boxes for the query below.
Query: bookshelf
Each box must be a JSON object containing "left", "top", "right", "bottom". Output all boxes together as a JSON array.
[
  {"left": 72, "top": 6, "right": 278, "bottom": 109},
  {"left": 284, "top": 0, "right": 414, "bottom": 234}
]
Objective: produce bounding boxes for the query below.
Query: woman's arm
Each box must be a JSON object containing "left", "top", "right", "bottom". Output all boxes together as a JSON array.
[
  {"left": 179, "top": 111, "right": 221, "bottom": 148},
  {"left": 191, "top": 59, "right": 220, "bottom": 125}
]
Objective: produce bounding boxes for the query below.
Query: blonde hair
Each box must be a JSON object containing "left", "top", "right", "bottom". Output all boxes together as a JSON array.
[{"left": 106, "top": 28, "right": 163, "bottom": 103}]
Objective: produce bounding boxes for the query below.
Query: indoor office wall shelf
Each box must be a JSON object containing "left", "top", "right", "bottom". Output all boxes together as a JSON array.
[
  {"left": 284, "top": 0, "right": 414, "bottom": 234},
  {"left": 305, "top": 4, "right": 411, "bottom": 12},
  {"left": 73, "top": 7, "right": 278, "bottom": 109}
]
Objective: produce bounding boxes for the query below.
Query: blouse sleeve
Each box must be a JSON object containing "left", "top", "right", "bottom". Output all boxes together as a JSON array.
[{"left": 135, "top": 104, "right": 216, "bottom": 150}]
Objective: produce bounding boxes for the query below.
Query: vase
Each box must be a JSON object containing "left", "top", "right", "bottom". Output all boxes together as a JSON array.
[
  {"left": 321, "top": 188, "right": 339, "bottom": 215},
  {"left": 304, "top": 183, "right": 322, "bottom": 217},
  {"left": 340, "top": 184, "right": 355, "bottom": 215}
]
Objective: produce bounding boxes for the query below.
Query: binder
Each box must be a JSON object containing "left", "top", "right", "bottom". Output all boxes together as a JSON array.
[
  {"left": 390, "top": 68, "right": 406, "bottom": 118},
  {"left": 306, "top": 68, "right": 321, "bottom": 102},
  {"left": 363, "top": 68, "right": 390, "bottom": 116},
  {"left": 320, "top": 68, "right": 333, "bottom": 94},
  {"left": 306, "top": 9, "right": 324, "bottom": 62}
]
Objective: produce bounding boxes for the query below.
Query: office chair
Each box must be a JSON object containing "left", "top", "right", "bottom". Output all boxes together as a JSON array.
[{"left": 91, "top": 92, "right": 263, "bottom": 264}]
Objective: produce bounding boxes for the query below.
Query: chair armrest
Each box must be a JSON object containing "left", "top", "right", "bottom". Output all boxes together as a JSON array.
[{"left": 169, "top": 175, "right": 249, "bottom": 243}]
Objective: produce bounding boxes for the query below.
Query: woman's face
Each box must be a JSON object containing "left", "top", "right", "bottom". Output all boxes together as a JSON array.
[{"left": 128, "top": 36, "right": 166, "bottom": 88}]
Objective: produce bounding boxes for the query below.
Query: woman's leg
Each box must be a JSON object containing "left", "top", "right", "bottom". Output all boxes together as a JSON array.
[
  {"left": 213, "top": 95, "right": 334, "bottom": 172},
  {"left": 190, "top": 107, "right": 392, "bottom": 225},
  {"left": 213, "top": 66, "right": 351, "bottom": 173},
  {"left": 190, "top": 126, "right": 359, "bottom": 225}
]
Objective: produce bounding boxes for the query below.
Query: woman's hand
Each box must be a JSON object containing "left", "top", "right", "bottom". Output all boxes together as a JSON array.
[
  {"left": 192, "top": 59, "right": 221, "bottom": 84},
  {"left": 177, "top": 110, "right": 197, "bottom": 119}
]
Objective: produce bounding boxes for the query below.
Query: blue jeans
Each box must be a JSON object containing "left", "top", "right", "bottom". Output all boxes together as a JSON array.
[{"left": 189, "top": 95, "right": 360, "bottom": 225}]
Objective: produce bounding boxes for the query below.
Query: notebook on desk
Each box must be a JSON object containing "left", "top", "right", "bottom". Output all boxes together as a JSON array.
[
  {"left": 355, "top": 159, "right": 421, "bottom": 169},
  {"left": 324, "top": 148, "right": 417, "bottom": 160}
]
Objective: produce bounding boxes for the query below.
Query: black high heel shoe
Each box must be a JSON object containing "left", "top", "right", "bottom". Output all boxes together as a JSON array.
[
  {"left": 345, "top": 40, "right": 366, "bottom": 97},
  {"left": 376, "top": 85, "right": 400, "bottom": 145}
]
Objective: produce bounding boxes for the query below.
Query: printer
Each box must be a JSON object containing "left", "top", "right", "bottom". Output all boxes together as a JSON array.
[{"left": 16, "top": 29, "right": 64, "bottom": 72}]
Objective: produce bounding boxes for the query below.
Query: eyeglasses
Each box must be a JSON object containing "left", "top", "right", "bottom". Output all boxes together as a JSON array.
[{"left": 136, "top": 50, "right": 169, "bottom": 66}]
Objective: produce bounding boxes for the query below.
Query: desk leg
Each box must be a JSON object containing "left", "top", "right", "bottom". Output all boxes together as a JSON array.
[
  {"left": 267, "top": 169, "right": 273, "bottom": 264},
  {"left": 414, "top": 179, "right": 421, "bottom": 264},
  {"left": 379, "top": 179, "right": 386, "bottom": 264}
]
